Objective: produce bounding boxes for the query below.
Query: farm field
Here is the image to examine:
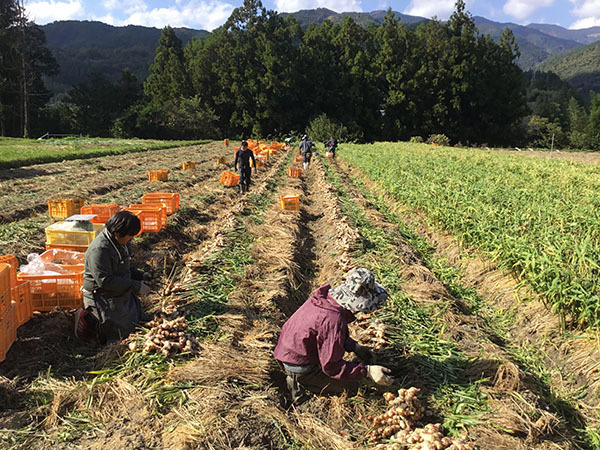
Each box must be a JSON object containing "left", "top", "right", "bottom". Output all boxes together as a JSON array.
[
  {"left": 0, "top": 139, "right": 599, "bottom": 449},
  {"left": 0, "top": 137, "right": 208, "bottom": 169}
]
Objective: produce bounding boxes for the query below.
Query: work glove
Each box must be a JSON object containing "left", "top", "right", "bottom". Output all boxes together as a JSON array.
[
  {"left": 354, "top": 343, "right": 374, "bottom": 363},
  {"left": 367, "top": 365, "right": 393, "bottom": 386},
  {"left": 139, "top": 282, "right": 151, "bottom": 296},
  {"left": 142, "top": 271, "right": 153, "bottom": 281}
]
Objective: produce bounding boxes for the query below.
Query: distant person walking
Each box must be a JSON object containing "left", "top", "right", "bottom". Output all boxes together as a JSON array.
[
  {"left": 234, "top": 140, "right": 257, "bottom": 194},
  {"left": 299, "top": 134, "right": 314, "bottom": 170},
  {"left": 326, "top": 137, "right": 338, "bottom": 159}
]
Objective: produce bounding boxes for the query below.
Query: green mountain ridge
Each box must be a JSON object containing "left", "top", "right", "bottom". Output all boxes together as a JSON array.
[
  {"left": 38, "top": 13, "right": 600, "bottom": 96},
  {"left": 536, "top": 40, "right": 600, "bottom": 95},
  {"left": 41, "top": 20, "right": 207, "bottom": 94}
]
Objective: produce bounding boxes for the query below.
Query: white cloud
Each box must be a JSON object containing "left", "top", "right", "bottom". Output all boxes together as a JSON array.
[
  {"left": 118, "top": 1, "right": 235, "bottom": 31},
  {"left": 105, "top": 0, "right": 148, "bottom": 15},
  {"left": 403, "top": 0, "right": 456, "bottom": 19},
  {"left": 569, "top": 0, "right": 600, "bottom": 29},
  {"left": 24, "top": 0, "right": 84, "bottom": 24},
  {"left": 502, "top": 0, "right": 554, "bottom": 21},
  {"left": 274, "top": 0, "right": 362, "bottom": 13}
]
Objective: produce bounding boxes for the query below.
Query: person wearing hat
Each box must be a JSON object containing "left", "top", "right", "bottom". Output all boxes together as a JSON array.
[
  {"left": 234, "top": 140, "right": 257, "bottom": 194},
  {"left": 274, "top": 268, "right": 393, "bottom": 402},
  {"left": 299, "top": 134, "right": 314, "bottom": 170}
]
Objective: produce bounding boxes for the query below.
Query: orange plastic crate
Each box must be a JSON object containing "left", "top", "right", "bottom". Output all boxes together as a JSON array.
[
  {"left": 0, "top": 264, "right": 11, "bottom": 321},
  {"left": 40, "top": 248, "right": 85, "bottom": 265},
  {"left": 47, "top": 198, "right": 85, "bottom": 219},
  {"left": 12, "top": 281, "right": 32, "bottom": 327},
  {"left": 125, "top": 208, "right": 163, "bottom": 234},
  {"left": 294, "top": 155, "right": 303, "bottom": 163},
  {"left": 0, "top": 255, "right": 18, "bottom": 290},
  {"left": 0, "top": 301, "right": 17, "bottom": 363},
  {"left": 250, "top": 157, "right": 265, "bottom": 168},
  {"left": 80, "top": 203, "right": 120, "bottom": 224},
  {"left": 46, "top": 243, "right": 90, "bottom": 253},
  {"left": 217, "top": 156, "right": 228, "bottom": 165},
  {"left": 129, "top": 204, "right": 167, "bottom": 227},
  {"left": 219, "top": 171, "right": 239, "bottom": 187},
  {"left": 280, "top": 194, "right": 300, "bottom": 211},
  {"left": 288, "top": 168, "right": 303, "bottom": 178},
  {"left": 148, "top": 170, "right": 169, "bottom": 182},
  {"left": 233, "top": 146, "right": 240, "bottom": 158},
  {"left": 141, "top": 192, "right": 180, "bottom": 215},
  {"left": 224, "top": 138, "right": 229, "bottom": 147},
  {"left": 182, "top": 161, "right": 196, "bottom": 171},
  {"left": 17, "top": 266, "right": 84, "bottom": 312}
]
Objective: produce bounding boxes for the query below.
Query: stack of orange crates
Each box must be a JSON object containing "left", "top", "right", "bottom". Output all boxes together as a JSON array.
[
  {"left": 148, "top": 170, "right": 169, "bottom": 182},
  {"left": 1, "top": 255, "right": 33, "bottom": 327},
  {"left": 219, "top": 171, "right": 240, "bottom": 187},
  {"left": 47, "top": 198, "right": 86, "bottom": 219},
  {"left": 280, "top": 194, "right": 300, "bottom": 211},
  {"left": 80, "top": 203, "right": 120, "bottom": 224},
  {"left": 141, "top": 192, "right": 180, "bottom": 215}
]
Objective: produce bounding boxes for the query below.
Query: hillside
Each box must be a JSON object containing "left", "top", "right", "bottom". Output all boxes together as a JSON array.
[
  {"left": 473, "top": 17, "right": 581, "bottom": 69},
  {"left": 41, "top": 21, "right": 208, "bottom": 94},
  {"left": 527, "top": 23, "right": 600, "bottom": 45},
  {"left": 537, "top": 40, "right": 600, "bottom": 94},
  {"left": 279, "top": 8, "right": 425, "bottom": 29}
]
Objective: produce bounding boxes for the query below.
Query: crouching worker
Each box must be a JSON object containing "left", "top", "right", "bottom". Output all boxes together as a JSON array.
[
  {"left": 75, "top": 211, "right": 152, "bottom": 343},
  {"left": 274, "top": 268, "right": 393, "bottom": 403}
]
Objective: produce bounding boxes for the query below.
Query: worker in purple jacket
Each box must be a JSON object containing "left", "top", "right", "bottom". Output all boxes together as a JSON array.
[{"left": 274, "top": 268, "right": 393, "bottom": 402}]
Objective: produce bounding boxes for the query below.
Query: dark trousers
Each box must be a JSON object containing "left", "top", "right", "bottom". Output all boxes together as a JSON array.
[
  {"left": 239, "top": 166, "right": 251, "bottom": 192},
  {"left": 282, "top": 365, "right": 360, "bottom": 401}
]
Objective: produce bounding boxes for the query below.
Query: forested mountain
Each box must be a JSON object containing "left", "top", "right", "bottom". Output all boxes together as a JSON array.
[
  {"left": 537, "top": 40, "right": 600, "bottom": 95},
  {"left": 279, "top": 8, "right": 425, "bottom": 28},
  {"left": 37, "top": 12, "right": 600, "bottom": 96},
  {"left": 527, "top": 23, "right": 600, "bottom": 45},
  {"left": 40, "top": 21, "right": 208, "bottom": 94},
  {"left": 472, "top": 17, "right": 582, "bottom": 69}
]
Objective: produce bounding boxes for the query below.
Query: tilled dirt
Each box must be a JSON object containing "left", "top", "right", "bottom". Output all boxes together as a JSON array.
[{"left": 0, "top": 142, "right": 229, "bottom": 223}]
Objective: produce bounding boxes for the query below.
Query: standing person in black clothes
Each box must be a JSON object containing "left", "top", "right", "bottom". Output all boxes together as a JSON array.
[
  {"left": 234, "top": 140, "right": 256, "bottom": 194},
  {"left": 326, "top": 137, "right": 338, "bottom": 159},
  {"left": 299, "top": 134, "right": 314, "bottom": 170}
]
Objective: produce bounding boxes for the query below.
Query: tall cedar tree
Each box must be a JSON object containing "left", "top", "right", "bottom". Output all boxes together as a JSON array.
[
  {"left": 0, "top": 0, "right": 57, "bottom": 137},
  {"left": 144, "top": 26, "right": 191, "bottom": 104}
]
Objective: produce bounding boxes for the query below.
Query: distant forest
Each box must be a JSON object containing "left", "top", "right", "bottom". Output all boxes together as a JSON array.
[{"left": 1, "top": 0, "right": 599, "bottom": 149}]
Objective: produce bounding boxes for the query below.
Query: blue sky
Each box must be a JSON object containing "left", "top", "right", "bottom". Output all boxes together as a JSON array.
[{"left": 23, "top": 0, "right": 600, "bottom": 31}]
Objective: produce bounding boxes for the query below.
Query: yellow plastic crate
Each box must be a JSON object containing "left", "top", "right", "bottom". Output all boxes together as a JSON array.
[
  {"left": 182, "top": 161, "right": 196, "bottom": 171},
  {"left": 47, "top": 198, "right": 85, "bottom": 219},
  {"left": 45, "top": 222, "right": 103, "bottom": 247}
]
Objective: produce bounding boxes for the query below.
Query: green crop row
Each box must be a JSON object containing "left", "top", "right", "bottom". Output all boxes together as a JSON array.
[
  {"left": 341, "top": 142, "right": 600, "bottom": 329},
  {"left": 0, "top": 137, "right": 209, "bottom": 169}
]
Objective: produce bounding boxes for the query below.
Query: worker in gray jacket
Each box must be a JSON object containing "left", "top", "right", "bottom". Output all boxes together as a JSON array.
[{"left": 76, "top": 211, "right": 151, "bottom": 343}]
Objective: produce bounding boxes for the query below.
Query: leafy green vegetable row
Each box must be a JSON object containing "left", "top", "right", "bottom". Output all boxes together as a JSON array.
[{"left": 341, "top": 142, "right": 600, "bottom": 328}]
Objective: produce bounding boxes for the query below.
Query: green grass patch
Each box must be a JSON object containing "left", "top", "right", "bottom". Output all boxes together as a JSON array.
[{"left": 0, "top": 137, "right": 209, "bottom": 169}]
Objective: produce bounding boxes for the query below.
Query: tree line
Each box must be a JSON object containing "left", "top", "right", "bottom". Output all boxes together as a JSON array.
[{"left": 2, "top": 0, "right": 599, "bottom": 149}]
